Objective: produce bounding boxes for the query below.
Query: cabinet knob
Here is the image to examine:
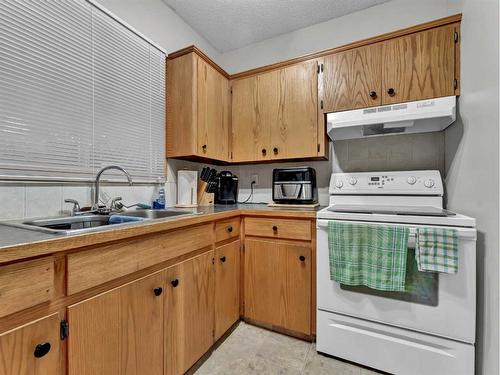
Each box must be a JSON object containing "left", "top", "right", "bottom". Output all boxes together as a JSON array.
[
  {"left": 387, "top": 88, "right": 395, "bottom": 97},
  {"left": 227, "top": 226, "right": 233, "bottom": 233},
  {"left": 202, "top": 144, "right": 207, "bottom": 152},
  {"left": 369, "top": 91, "right": 377, "bottom": 99},
  {"left": 220, "top": 256, "right": 226, "bottom": 263},
  {"left": 153, "top": 287, "right": 163, "bottom": 296},
  {"left": 262, "top": 148, "right": 267, "bottom": 155},
  {"left": 273, "top": 147, "right": 279, "bottom": 154},
  {"left": 299, "top": 255, "right": 306, "bottom": 262},
  {"left": 34, "top": 342, "right": 51, "bottom": 358},
  {"left": 171, "top": 279, "right": 179, "bottom": 288},
  {"left": 272, "top": 225, "right": 278, "bottom": 232}
]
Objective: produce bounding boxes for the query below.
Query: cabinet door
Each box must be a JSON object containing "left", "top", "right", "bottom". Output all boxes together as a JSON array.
[
  {"left": 0, "top": 313, "right": 60, "bottom": 375},
  {"left": 214, "top": 240, "right": 241, "bottom": 340},
  {"left": 197, "top": 57, "right": 230, "bottom": 160},
  {"left": 323, "top": 44, "right": 382, "bottom": 112},
  {"left": 165, "top": 251, "right": 214, "bottom": 375},
  {"left": 272, "top": 61, "right": 318, "bottom": 159},
  {"left": 231, "top": 71, "right": 277, "bottom": 162},
  {"left": 382, "top": 25, "right": 456, "bottom": 104},
  {"left": 67, "top": 272, "right": 164, "bottom": 375},
  {"left": 244, "top": 239, "right": 311, "bottom": 335}
]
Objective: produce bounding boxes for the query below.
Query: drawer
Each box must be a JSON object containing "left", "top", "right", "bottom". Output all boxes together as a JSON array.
[
  {"left": 0, "top": 258, "right": 54, "bottom": 317},
  {"left": 244, "top": 217, "right": 311, "bottom": 241},
  {"left": 67, "top": 223, "right": 212, "bottom": 295},
  {"left": 215, "top": 218, "right": 240, "bottom": 243}
]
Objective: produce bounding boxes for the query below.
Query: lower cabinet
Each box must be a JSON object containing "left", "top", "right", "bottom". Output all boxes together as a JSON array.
[
  {"left": 67, "top": 272, "right": 165, "bottom": 375},
  {"left": 164, "top": 250, "right": 215, "bottom": 375},
  {"left": 214, "top": 240, "right": 241, "bottom": 340},
  {"left": 244, "top": 238, "right": 311, "bottom": 335},
  {"left": 0, "top": 313, "right": 61, "bottom": 375}
]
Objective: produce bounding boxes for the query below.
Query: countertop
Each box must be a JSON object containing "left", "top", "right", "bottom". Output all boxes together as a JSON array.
[{"left": 0, "top": 203, "right": 321, "bottom": 264}]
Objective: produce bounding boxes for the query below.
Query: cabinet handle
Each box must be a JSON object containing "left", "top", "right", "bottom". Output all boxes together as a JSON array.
[
  {"left": 272, "top": 225, "right": 278, "bottom": 232},
  {"left": 387, "top": 88, "right": 395, "bottom": 97},
  {"left": 202, "top": 144, "right": 207, "bottom": 152},
  {"left": 171, "top": 279, "right": 179, "bottom": 288},
  {"left": 227, "top": 226, "right": 233, "bottom": 233},
  {"left": 299, "top": 255, "right": 306, "bottom": 262},
  {"left": 369, "top": 91, "right": 377, "bottom": 99},
  {"left": 261, "top": 148, "right": 267, "bottom": 155},
  {"left": 153, "top": 287, "right": 163, "bottom": 296},
  {"left": 220, "top": 256, "right": 226, "bottom": 263},
  {"left": 273, "top": 147, "right": 279, "bottom": 154},
  {"left": 34, "top": 342, "right": 51, "bottom": 358}
]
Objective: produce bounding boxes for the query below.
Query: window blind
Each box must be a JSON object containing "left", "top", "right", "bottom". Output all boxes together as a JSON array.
[{"left": 0, "top": 0, "right": 166, "bottom": 182}]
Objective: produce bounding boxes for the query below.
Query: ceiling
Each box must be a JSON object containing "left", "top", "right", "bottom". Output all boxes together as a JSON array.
[{"left": 162, "top": 0, "right": 391, "bottom": 53}]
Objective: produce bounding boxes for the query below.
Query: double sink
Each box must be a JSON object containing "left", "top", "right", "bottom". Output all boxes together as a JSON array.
[{"left": 6, "top": 209, "right": 197, "bottom": 235}]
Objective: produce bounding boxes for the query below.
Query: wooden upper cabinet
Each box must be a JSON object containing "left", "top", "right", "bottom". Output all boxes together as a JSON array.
[
  {"left": 323, "top": 44, "right": 382, "bottom": 112},
  {"left": 231, "top": 61, "right": 318, "bottom": 162},
  {"left": 67, "top": 272, "right": 164, "bottom": 375},
  {"left": 164, "top": 251, "right": 214, "bottom": 375},
  {"left": 0, "top": 313, "right": 61, "bottom": 375},
  {"left": 197, "top": 58, "right": 230, "bottom": 160},
  {"left": 166, "top": 50, "right": 230, "bottom": 161},
  {"left": 381, "top": 24, "right": 457, "bottom": 104},
  {"left": 272, "top": 61, "right": 318, "bottom": 159}
]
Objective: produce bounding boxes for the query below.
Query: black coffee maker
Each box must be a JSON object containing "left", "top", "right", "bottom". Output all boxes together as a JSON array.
[{"left": 215, "top": 171, "right": 238, "bottom": 205}]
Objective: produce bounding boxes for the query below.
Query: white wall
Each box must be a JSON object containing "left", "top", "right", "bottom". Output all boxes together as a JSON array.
[{"left": 97, "top": 0, "right": 220, "bottom": 59}]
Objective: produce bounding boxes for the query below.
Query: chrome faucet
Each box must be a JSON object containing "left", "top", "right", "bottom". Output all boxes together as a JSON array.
[{"left": 93, "top": 166, "right": 133, "bottom": 211}]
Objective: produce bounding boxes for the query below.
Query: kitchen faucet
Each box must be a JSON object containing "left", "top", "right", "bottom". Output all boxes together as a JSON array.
[{"left": 93, "top": 165, "right": 133, "bottom": 211}]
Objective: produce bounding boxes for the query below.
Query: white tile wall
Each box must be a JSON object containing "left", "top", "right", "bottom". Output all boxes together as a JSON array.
[{"left": 0, "top": 183, "right": 162, "bottom": 220}]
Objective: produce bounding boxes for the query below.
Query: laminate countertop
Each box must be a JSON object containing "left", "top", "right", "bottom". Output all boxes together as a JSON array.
[{"left": 0, "top": 204, "right": 321, "bottom": 264}]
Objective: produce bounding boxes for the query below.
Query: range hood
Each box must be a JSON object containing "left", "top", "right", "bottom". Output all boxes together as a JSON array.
[{"left": 326, "top": 96, "right": 456, "bottom": 141}]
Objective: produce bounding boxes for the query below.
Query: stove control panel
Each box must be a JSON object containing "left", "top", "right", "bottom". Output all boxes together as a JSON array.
[{"left": 329, "top": 170, "right": 443, "bottom": 195}]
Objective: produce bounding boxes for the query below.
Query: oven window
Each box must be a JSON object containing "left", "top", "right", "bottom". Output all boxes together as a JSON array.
[{"left": 340, "top": 249, "right": 438, "bottom": 306}]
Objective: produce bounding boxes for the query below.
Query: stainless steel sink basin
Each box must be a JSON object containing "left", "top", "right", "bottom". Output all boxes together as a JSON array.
[
  {"left": 2, "top": 209, "right": 198, "bottom": 235},
  {"left": 117, "top": 209, "right": 194, "bottom": 219}
]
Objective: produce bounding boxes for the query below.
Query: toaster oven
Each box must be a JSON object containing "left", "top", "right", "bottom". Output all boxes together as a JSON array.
[{"left": 272, "top": 167, "right": 317, "bottom": 204}]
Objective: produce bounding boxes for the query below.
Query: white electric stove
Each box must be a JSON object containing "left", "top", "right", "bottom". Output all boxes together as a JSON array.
[{"left": 316, "top": 170, "right": 476, "bottom": 375}]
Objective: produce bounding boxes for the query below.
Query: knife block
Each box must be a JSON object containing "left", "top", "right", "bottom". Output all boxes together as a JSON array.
[{"left": 197, "top": 181, "right": 214, "bottom": 206}]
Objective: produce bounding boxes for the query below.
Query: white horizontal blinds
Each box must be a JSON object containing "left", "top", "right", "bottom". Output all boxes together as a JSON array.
[
  {"left": 0, "top": 0, "right": 94, "bottom": 178},
  {"left": 0, "top": 0, "right": 166, "bottom": 181}
]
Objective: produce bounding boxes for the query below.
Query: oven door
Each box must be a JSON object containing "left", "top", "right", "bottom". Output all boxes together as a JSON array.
[{"left": 316, "top": 219, "right": 476, "bottom": 343}]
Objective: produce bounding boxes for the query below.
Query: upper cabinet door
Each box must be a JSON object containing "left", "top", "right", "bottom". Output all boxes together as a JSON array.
[
  {"left": 382, "top": 25, "right": 456, "bottom": 104},
  {"left": 323, "top": 44, "right": 382, "bottom": 113},
  {"left": 272, "top": 61, "right": 318, "bottom": 159},
  {"left": 231, "top": 71, "right": 277, "bottom": 162},
  {"left": 197, "top": 58, "right": 230, "bottom": 160},
  {"left": 0, "top": 313, "right": 61, "bottom": 375}
]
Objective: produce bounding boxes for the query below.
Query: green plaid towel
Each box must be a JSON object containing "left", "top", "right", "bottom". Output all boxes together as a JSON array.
[
  {"left": 328, "top": 221, "right": 409, "bottom": 292},
  {"left": 415, "top": 227, "right": 458, "bottom": 273}
]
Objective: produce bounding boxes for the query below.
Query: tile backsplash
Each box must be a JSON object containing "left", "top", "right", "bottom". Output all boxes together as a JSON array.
[{"left": 0, "top": 183, "right": 161, "bottom": 220}]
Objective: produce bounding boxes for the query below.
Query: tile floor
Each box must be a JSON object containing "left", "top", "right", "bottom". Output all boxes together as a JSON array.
[{"left": 195, "top": 322, "right": 383, "bottom": 375}]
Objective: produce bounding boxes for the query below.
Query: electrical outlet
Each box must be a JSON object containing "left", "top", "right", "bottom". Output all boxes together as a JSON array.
[{"left": 250, "top": 174, "right": 259, "bottom": 186}]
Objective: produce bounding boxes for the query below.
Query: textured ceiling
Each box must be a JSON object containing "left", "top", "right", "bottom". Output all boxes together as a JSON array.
[{"left": 162, "top": 0, "right": 391, "bottom": 52}]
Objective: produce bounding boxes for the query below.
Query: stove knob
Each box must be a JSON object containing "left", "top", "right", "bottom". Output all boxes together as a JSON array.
[
  {"left": 407, "top": 176, "right": 417, "bottom": 185},
  {"left": 424, "top": 179, "right": 435, "bottom": 188},
  {"left": 335, "top": 180, "right": 343, "bottom": 189},
  {"left": 348, "top": 177, "right": 357, "bottom": 185}
]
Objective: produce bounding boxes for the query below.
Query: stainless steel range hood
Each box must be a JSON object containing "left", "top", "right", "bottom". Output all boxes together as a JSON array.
[{"left": 326, "top": 96, "right": 456, "bottom": 141}]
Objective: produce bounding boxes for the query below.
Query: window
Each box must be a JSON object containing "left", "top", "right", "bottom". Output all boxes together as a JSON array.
[{"left": 0, "top": 0, "right": 165, "bottom": 182}]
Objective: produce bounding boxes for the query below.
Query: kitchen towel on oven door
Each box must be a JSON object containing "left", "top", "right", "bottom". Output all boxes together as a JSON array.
[
  {"left": 415, "top": 227, "right": 459, "bottom": 273},
  {"left": 328, "top": 221, "right": 409, "bottom": 291}
]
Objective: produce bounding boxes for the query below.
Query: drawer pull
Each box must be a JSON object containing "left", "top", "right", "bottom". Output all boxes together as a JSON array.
[
  {"left": 369, "top": 91, "right": 377, "bottom": 99},
  {"left": 34, "top": 342, "right": 51, "bottom": 358},
  {"left": 262, "top": 148, "right": 267, "bottom": 155},
  {"left": 387, "top": 87, "right": 395, "bottom": 96},
  {"left": 153, "top": 287, "right": 163, "bottom": 296},
  {"left": 227, "top": 226, "right": 233, "bottom": 233},
  {"left": 272, "top": 225, "right": 278, "bottom": 232},
  {"left": 220, "top": 256, "right": 226, "bottom": 263},
  {"left": 273, "top": 147, "right": 279, "bottom": 154},
  {"left": 299, "top": 255, "right": 306, "bottom": 262},
  {"left": 171, "top": 279, "right": 179, "bottom": 288}
]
